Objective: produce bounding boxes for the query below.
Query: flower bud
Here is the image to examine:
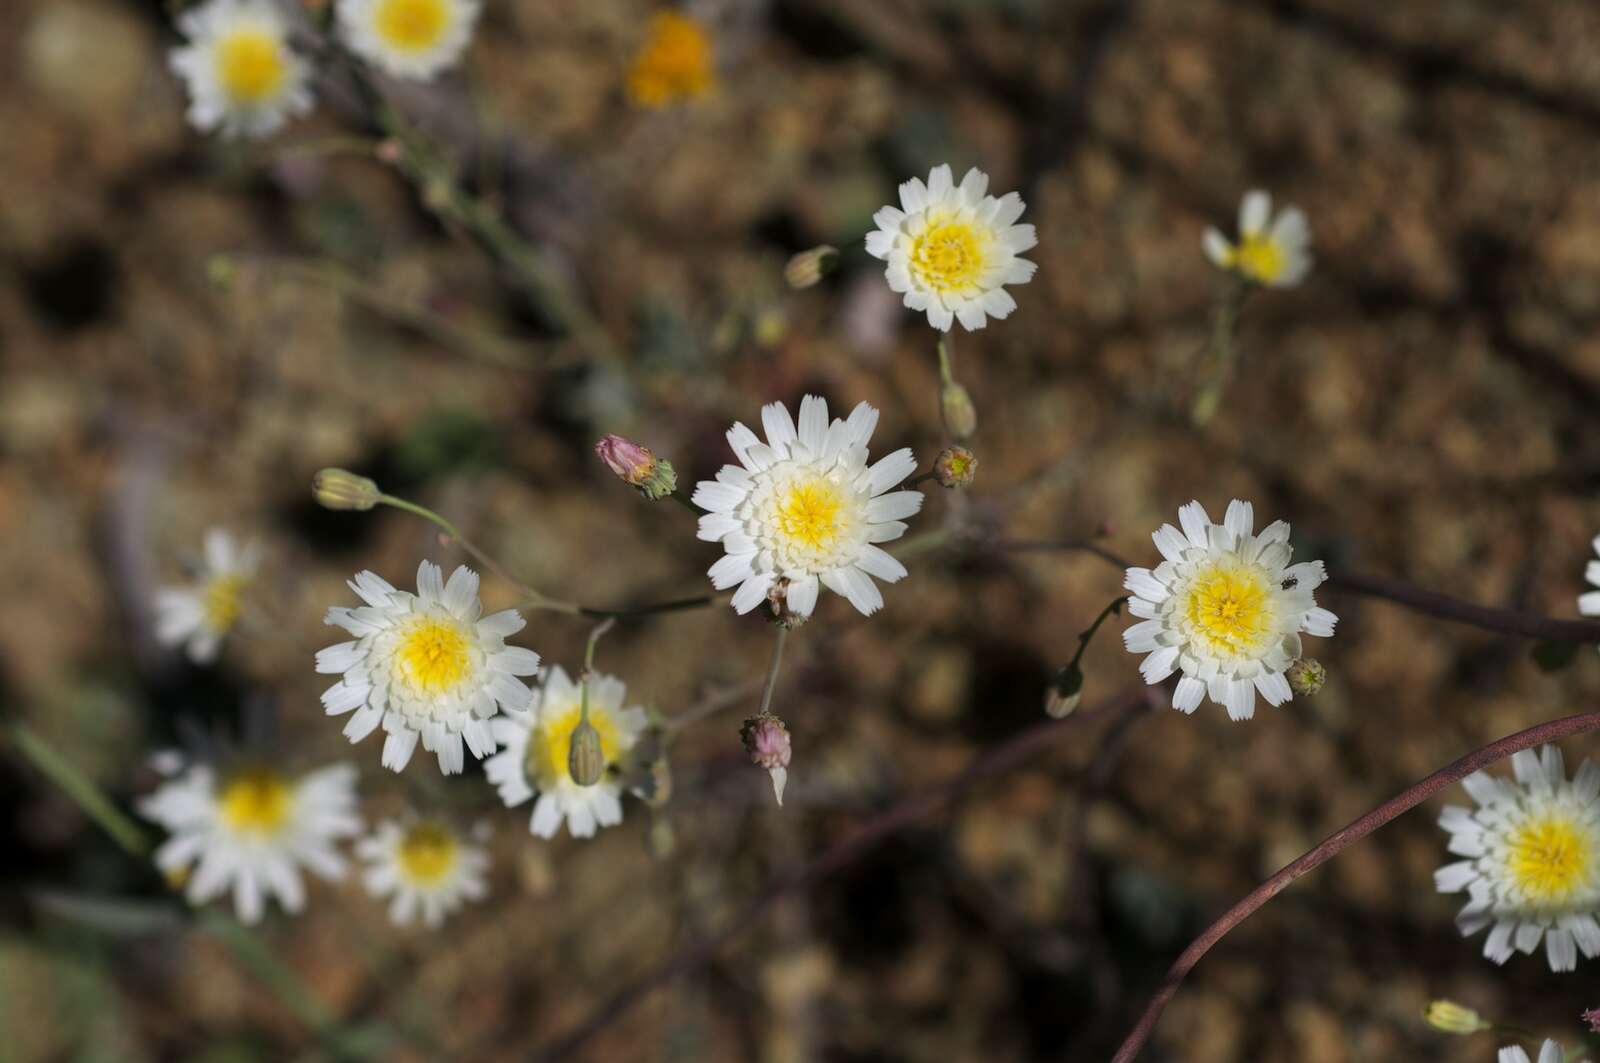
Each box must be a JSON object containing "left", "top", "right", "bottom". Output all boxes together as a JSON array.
[
  {"left": 766, "top": 578, "right": 810, "bottom": 630},
  {"left": 594, "top": 435, "right": 678, "bottom": 501},
  {"left": 312, "top": 468, "right": 380, "bottom": 511},
  {"left": 1585, "top": 1007, "right": 1600, "bottom": 1034},
  {"left": 934, "top": 445, "right": 978, "bottom": 489},
  {"left": 784, "top": 245, "right": 838, "bottom": 290},
  {"left": 1422, "top": 1000, "right": 1489, "bottom": 1035},
  {"left": 940, "top": 380, "right": 977, "bottom": 440},
  {"left": 1045, "top": 663, "right": 1083, "bottom": 718},
  {"left": 567, "top": 718, "right": 606, "bottom": 787},
  {"left": 742, "top": 713, "right": 791, "bottom": 805},
  {"left": 1286, "top": 658, "right": 1326, "bottom": 697}
]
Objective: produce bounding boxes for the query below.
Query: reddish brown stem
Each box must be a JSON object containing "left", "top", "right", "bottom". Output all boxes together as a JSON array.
[{"left": 1110, "top": 709, "right": 1600, "bottom": 1063}]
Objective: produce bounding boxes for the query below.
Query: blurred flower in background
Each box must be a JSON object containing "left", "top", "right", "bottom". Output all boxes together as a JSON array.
[
  {"left": 153, "top": 528, "right": 260, "bottom": 665},
  {"left": 625, "top": 10, "right": 715, "bottom": 108},
  {"left": 1203, "top": 189, "right": 1312, "bottom": 288},
  {"left": 169, "top": 0, "right": 313, "bottom": 138},
  {"left": 357, "top": 816, "right": 490, "bottom": 926},
  {"left": 337, "top": 0, "right": 481, "bottom": 81}
]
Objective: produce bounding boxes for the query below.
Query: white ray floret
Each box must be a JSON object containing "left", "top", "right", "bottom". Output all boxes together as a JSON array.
[
  {"left": 357, "top": 816, "right": 489, "bottom": 927},
  {"left": 692, "top": 395, "right": 923, "bottom": 618},
  {"left": 153, "top": 527, "right": 261, "bottom": 665},
  {"left": 1576, "top": 535, "right": 1600, "bottom": 647},
  {"left": 1122, "top": 499, "right": 1337, "bottom": 721},
  {"left": 1202, "top": 189, "right": 1312, "bottom": 288},
  {"left": 316, "top": 561, "right": 541, "bottom": 775},
  {"left": 338, "top": 0, "right": 480, "bottom": 81},
  {"left": 139, "top": 756, "right": 361, "bottom": 925},
  {"left": 169, "top": 0, "right": 313, "bottom": 139},
  {"left": 1436, "top": 745, "right": 1600, "bottom": 974},
  {"left": 1499, "top": 1041, "right": 1583, "bottom": 1063},
  {"left": 865, "top": 164, "right": 1037, "bottom": 332},
  {"left": 483, "top": 666, "right": 647, "bottom": 840}
]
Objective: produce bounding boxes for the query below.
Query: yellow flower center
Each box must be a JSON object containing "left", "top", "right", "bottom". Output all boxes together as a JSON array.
[
  {"left": 215, "top": 29, "right": 287, "bottom": 105},
  {"left": 776, "top": 478, "right": 844, "bottom": 550},
  {"left": 1182, "top": 562, "right": 1273, "bottom": 656},
  {"left": 218, "top": 769, "right": 293, "bottom": 836},
  {"left": 394, "top": 617, "right": 472, "bottom": 694},
  {"left": 909, "top": 215, "right": 988, "bottom": 296},
  {"left": 1506, "top": 815, "right": 1594, "bottom": 903},
  {"left": 1232, "top": 235, "right": 1285, "bottom": 284},
  {"left": 626, "top": 12, "right": 714, "bottom": 107},
  {"left": 203, "top": 574, "right": 248, "bottom": 632},
  {"left": 373, "top": 0, "right": 451, "bottom": 52},
  {"left": 527, "top": 703, "right": 621, "bottom": 786},
  {"left": 396, "top": 822, "right": 459, "bottom": 885}
]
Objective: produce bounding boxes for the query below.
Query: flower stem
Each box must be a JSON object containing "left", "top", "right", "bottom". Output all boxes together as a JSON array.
[
  {"left": 759, "top": 626, "right": 789, "bottom": 716},
  {"left": 8, "top": 724, "right": 150, "bottom": 859}
]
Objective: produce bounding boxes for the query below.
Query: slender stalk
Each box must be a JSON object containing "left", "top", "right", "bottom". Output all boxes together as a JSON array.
[
  {"left": 531, "top": 685, "right": 1152, "bottom": 1062},
  {"left": 1326, "top": 567, "right": 1600, "bottom": 644},
  {"left": 578, "top": 618, "right": 617, "bottom": 726},
  {"left": 1109, "top": 709, "right": 1600, "bottom": 1063},
  {"left": 376, "top": 494, "right": 545, "bottom": 604},
  {"left": 1192, "top": 277, "right": 1250, "bottom": 426},
  {"left": 8, "top": 725, "right": 151, "bottom": 858},
  {"left": 668, "top": 488, "right": 702, "bottom": 516},
  {"left": 758, "top": 627, "right": 789, "bottom": 716}
]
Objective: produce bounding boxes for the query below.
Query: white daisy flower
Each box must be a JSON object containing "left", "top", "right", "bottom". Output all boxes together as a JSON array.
[
  {"left": 1122, "top": 499, "right": 1338, "bottom": 721},
  {"left": 138, "top": 758, "right": 361, "bottom": 925},
  {"left": 865, "top": 164, "right": 1037, "bottom": 332},
  {"left": 169, "top": 0, "right": 313, "bottom": 139},
  {"left": 1500, "top": 1040, "right": 1585, "bottom": 1063},
  {"left": 1576, "top": 535, "right": 1600, "bottom": 643},
  {"left": 337, "top": 0, "right": 480, "bottom": 81},
  {"left": 356, "top": 816, "right": 489, "bottom": 927},
  {"left": 483, "top": 665, "right": 647, "bottom": 839},
  {"left": 1202, "top": 189, "right": 1312, "bottom": 288},
  {"left": 1435, "top": 745, "right": 1600, "bottom": 973},
  {"left": 316, "top": 561, "right": 541, "bottom": 775},
  {"left": 153, "top": 528, "right": 260, "bottom": 665},
  {"left": 692, "top": 395, "right": 923, "bottom": 618}
]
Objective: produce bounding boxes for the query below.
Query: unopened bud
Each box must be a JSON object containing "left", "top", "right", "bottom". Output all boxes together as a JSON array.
[
  {"left": 1422, "top": 1000, "right": 1489, "bottom": 1035},
  {"left": 594, "top": 434, "right": 678, "bottom": 500},
  {"left": 1585, "top": 1007, "right": 1600, "bottom": 1034},
  {"left": 312, "top": 468, "right": 380, "bottom": 511},
  {"left": 940, "top": 381, "right": 977, "bottom": 440},
  {"left": 1045, "top": 663, "right": 1083, "bottom": 718},
  {"left": 784, "top": 245, "right": 838, "bottom": 290},
  {"left": 376, "top": 138, "right": 404, "bottom": 166},
  {"left": 568, "top": 718, "right": 606, "bottom": 787},
  {"left": 934, "top": 445, "right": 978, "bottom": 489},
  {"left": 766, "top": 578, "right": 811, "bottom": 630},
  {"left": 742, "top": 713, "right": 791, "bottom": 805},
  {"left": 1286, "top": 658, "right": 1326, "bottom": 697}
]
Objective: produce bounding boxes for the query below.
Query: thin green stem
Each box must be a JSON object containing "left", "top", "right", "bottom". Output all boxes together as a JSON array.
[
  {"left": 1066, "top": 596, "right": 1129, "bottom": 674},
  {"left": 8, "top": 725, "right": 150, "bottom": 858},
  {"left": 668, "top": 488, "right": 702, "bottom": 516},
  {"left": 937, "top": 332, "right": 957, "bottom": 385},
  {"left": 1192, "top": 278, "right": 1251, "bottom": 426},
  {"left": 758, "top": 627, "right": 789, "bottom": 716},
  {"left": 376, "top": 494, "right": 546, "bottom": 603},
  {"left": 274, "top": 136, "right": 383, "bottom": 162},
  {"left": 578, "top": 618, "right": 618, "bottom": 726}
]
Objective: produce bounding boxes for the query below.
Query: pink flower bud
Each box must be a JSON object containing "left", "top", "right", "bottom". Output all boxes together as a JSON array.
[
  {"left": 595, "top": 434, "right": 657, "bottom": 486},
  {"left": 741, "top": 714, "right": 791, "bottom": 805},
  {"left": 1585, "top": 1007, "right": 1600, "bottom": 1034}
]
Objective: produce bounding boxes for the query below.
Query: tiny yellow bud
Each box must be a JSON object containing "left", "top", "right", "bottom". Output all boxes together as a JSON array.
[
  {"left": 1286, "top": 658, "right": 1326, "bottom": 697},
  {"left": 312, "top": 468, "right": 380, "bottom": 512},
  {"left": 568, "top": 718, "right": 606, "bottom": 787},
  {"left": 1422, "top": 1000, "right": 1489, "bottom": 1035},
  {"left": 934, "top": 446, "right": 978, "bottom": 489}
]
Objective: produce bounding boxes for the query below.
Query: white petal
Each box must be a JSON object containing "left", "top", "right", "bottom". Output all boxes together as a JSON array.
[
  {"left": 730, "top": 572, "right": 776, "bottom": 614},
  {"left": 866, "top": 448, "right": 918, "bottom": 495},
  {"left": 1239, "top": 189, "right": 1271, "bottom": 238}
]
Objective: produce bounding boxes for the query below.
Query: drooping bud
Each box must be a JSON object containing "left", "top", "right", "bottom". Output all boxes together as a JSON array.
[
  {"left": 1422, "top": 1000, "right": 1490, "bottom": 1035},
  {"left": 594, "top": 434, "right": 678, "bottom": 501},
  {"left": 766, "top": 578, "right": 810, "bottom": 630},
  {"left": 741, "top": 713, "right": 791, "bottom": 806},
  {"left": 934, "top": 445, "right": 978, "bottom": 489},
  {"left": 784, "top": 245, "right": 839, "bottom": 290},
  {"left": 1044, "top": 663, "right": 1083, "bottom": 718},
  {"left": 567, "top": 718, "right": 606, "bottom": 787},
  {"left": 940, "top": 380, "right": 977, "bottom": 440},
  {"left": 1286, "top": 658, "right": 1326, "bottom": 697},
  {"left": 312, "top": 468, "right": 381, "bottom": 511}
]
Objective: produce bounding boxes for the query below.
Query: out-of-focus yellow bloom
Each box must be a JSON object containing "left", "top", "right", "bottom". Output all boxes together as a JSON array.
[{"left": 626, "top": 12, "right": 714, "bottom": 107}]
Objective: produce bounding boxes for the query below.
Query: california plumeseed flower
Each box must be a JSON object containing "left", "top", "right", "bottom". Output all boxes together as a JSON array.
[
  {"left": 1499, "top": 1041, "right": 1579, "bottom": 1063},
  {"left": 693, "top": 395, "right": 923, "bottom": 617},
  {"left": 317, "top": 562, "right": 541, "bottom": 775},
  {"left": 626, "top": 11, "right": 715, "bottom": 107},
  {"left": 1435, "top": 745, "right": 1600, "bottom": 973},
  {"left": 1203, "top": 189, "right": 1312, "bottom": 289},
  {"left": 356, "top": 817, "right": 489, "bottom": 927},
  {"left": 169, "top": 0, "right": 313, "bottom": 139},
  {"left": 741, "top": 714, "right": 791, "bottom": 805},
  {"left": 865, "top": 164, "right": 1037, "bottom": 332},
  {"left": 154, "top": 528, "right": 260, "bottom": 665},
  {"left": 139, "top": 757, "right": 361, "bottom": 925},
  {"left": 483, "top": 666, "right": 648, "bottom": 839},
  {"left": 312, "top": 467, "right": 381, "bottom": 511},
  {"left": 1423, "top": 1000, "right": 1490, "bottom": 1035},
  {"left": 1122, "top": 500, "right": 1338, "bottom": 720},
  {"left": 934, "top": 445, "right": 977, "bottom": 489},
  {"left": 337, "top": 0, "right": 480, "bottom": 81},
  {"left": 595, "top": 434, "right": 678, "bottom": 501}
]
